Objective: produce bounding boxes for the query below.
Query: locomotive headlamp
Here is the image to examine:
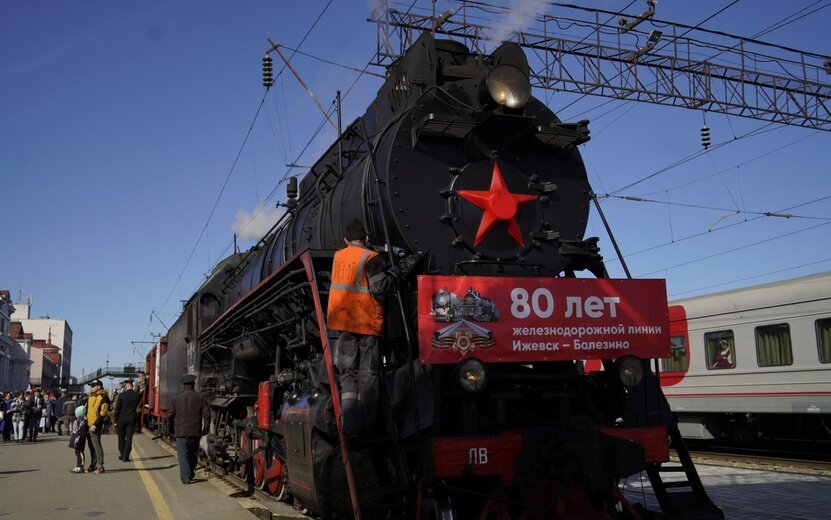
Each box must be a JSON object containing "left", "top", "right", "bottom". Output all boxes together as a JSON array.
[
  {"left": 615, "top": 355, "right": 644, "bottom": 388},
  {"left": 486, "top": 64, "right": 531, "bottom": 109},
  {"left": 455, "top": 358, "right": 488, "bottom": 394}
]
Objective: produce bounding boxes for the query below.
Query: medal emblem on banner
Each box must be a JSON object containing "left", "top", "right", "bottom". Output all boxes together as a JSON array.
[{"left": 429, "top": 286, "right": 498, "bottom": 355}]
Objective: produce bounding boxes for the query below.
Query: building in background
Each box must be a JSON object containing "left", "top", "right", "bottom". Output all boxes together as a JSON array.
[
  {"left": 0, "top": 291, "right": 32, "bottom": 392},
  {"left": 11, "top": 302, "right": 72, "bottom": 385}
]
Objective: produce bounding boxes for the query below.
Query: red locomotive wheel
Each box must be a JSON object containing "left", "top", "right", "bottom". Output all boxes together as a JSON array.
[
  {"left": 265, "top": 452, "right": 286, "bottom": 500},
  {"left": 238, "top": 429, "right": 251, "bottom": 480},
  {"left": 252, "top": 437, "right": 266, "bottom": 489}
]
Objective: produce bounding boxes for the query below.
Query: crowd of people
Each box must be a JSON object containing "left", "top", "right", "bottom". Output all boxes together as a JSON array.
[
  {"left": 0, "top": 388, "right": 65, "bottom": 443},
  {"left": 0, "top": 376, "right": 145, "bottom": 475}
]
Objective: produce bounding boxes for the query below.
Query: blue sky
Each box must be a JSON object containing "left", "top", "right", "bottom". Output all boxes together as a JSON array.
[{"left": 2, "top": 1, "right": 829, "bottom": 377}]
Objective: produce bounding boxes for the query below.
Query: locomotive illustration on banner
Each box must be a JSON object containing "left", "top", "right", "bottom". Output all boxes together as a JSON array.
[{"left": 430, "top": 286, "right": 500, "bottom": 322}]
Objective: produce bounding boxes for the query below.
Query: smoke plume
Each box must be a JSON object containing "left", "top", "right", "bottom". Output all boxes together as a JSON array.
[
  {"left": 487, "top": 0, "right": 549, "bottom": 44},
  {"left": 231, "top": 203, "right": 285, "bottom": 241}
]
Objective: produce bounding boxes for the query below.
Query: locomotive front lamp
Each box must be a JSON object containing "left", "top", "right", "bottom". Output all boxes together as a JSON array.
[
  {"left": 456, "top": 357, "right": 488, "bottom": 394},
  {"left": 615, "top": 355, "right": 644, "bottom": 388},
  {"left": 486, "top": 65, "right": 531, "bottom": 109}
]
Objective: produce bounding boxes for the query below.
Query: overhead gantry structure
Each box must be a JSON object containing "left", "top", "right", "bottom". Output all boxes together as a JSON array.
[{"left": 370, "top": 1, "right": 831, "bottom": 131}]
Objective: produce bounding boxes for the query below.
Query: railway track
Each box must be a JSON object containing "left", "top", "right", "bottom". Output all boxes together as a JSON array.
[{"left": 684, "top": 449, "right": 831, "bottom": 477}]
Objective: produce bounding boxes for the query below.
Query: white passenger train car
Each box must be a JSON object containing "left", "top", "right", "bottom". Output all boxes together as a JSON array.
[{"left": 661, "top": 272, "right": 831, "bottom": 443}]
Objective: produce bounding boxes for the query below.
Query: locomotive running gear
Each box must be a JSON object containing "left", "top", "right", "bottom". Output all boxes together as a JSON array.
[{"left": 327, "top": 245, "right": 384, "bottom": 336}]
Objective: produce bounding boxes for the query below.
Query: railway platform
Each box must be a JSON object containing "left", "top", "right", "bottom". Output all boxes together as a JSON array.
[
  {"left": 0, "top": 430, "right": 305, "bottom": 520},
  {"left": 622, "top": 462, "right": 831, "bottom": 519},
  {"left": 2, "top": 430, "right": 830, "bottom": 519}
]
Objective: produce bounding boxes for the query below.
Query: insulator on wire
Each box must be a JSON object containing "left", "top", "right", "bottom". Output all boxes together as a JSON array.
[
  {"left": 262, "top": 55, "right": 274, "bottom": 89},
  {"left": 701, "top": 124, "right": 711, "bottom": 149}
]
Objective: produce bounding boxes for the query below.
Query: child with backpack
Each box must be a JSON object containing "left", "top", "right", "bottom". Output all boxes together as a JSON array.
[{"left": 69, "top": 405, "right": 87, "bottom": 473}]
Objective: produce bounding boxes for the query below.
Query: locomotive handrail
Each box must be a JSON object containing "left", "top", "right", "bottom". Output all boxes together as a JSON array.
[
  {"left": 358, "top": 118, "right": 420, "bottom": 511},
  {"left": 201, "top": 250, "right": 330, "bottom": 339},
  {"left": 452, "top": 258, "right": 547, "bottom": 274}
]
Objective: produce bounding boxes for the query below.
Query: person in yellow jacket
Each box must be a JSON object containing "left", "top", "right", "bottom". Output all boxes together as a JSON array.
[
  {"left": 327, "top": 219, "right": 400, "bottom": 440},
  {"left": 85, "top": 379, "right": 110, "bottom": 474}
]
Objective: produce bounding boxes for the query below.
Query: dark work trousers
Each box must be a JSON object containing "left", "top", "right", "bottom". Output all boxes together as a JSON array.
[
  {"left": 175, "top": 436, "right": 199, "bottom": 483},
  {"left": 335, "top": 332, "right": 380, "bottom": 438},
  {"left": 89, "top": 430, "right": 105, "bottom": 468},
  {"left": 27, "top": 415, "right": 40, "bottom": 442},
  {"left": 86, "top": 430, "right": 97, "bottom": 468},
  {"left": 117, "top": 419, "right": 136, "bottom": 460}
]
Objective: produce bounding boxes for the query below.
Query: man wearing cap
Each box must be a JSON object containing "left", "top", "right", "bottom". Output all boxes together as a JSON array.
[
  {"left": 326, "top": 218, "right": 405, "bottom": 441},
  {"left": 168, "top": 373, "right": 210, "bottom": 484},
  {"left": 113, "top": 380, "right": 140, "bottom": 462},
  {"left": 85, "top": 379, "right": 110, "bottom": 474}
]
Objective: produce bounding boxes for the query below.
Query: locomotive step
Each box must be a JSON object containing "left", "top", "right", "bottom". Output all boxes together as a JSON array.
[
  {"left": 656, "top": 465, "right": 689, "bottom": 472},
  {"left": 661, "top": 480, "right": 694, "bottom": 489}
]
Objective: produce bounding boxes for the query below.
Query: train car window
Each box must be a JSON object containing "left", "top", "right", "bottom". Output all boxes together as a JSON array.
[
  {"left": 661, "top": 335, "right": 688, "bottom": 372},
  {"left": 816, "top": 318, "right": 831, "bottom": 363},
  {"left": 704, "top": 331, "right": 735, "bottom": 369},
  {"left": 755, "top": 323, "right": 793, "bottom": 367}
]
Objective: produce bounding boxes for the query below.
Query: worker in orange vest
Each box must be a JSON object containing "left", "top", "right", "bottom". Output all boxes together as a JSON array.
[{"left": 327, "top": 219, "right": 401, "bottom": 440}]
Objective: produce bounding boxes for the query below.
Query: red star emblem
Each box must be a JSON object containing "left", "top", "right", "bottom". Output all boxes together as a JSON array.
[{"left": 456, "top": 163, "right": 537, "bottom": 247}]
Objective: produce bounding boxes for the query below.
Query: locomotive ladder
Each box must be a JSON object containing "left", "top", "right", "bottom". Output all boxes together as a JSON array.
[
  {"left": 351, "top": 373, "right": 414, "bottom": 519},
  {"left": 645, "top": 429, "right": 724, "bottom": 520},
  {"left": 302, "top": 253, "right": 413, "bottom": 519}
]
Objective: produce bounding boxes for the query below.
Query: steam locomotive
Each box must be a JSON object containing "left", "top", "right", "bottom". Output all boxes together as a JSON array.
[{"left": 146, "top": 33, "right": 723, "bottom": 519}]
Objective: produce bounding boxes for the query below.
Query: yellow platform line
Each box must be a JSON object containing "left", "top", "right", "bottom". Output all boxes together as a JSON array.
[{"left": 133, "top": 441, "right": 174, "bottom": 520}]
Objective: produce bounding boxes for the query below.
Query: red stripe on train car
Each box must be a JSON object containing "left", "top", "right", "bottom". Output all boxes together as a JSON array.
[{"left": 665, "top": 391, "right": 831, "bottom": 397}]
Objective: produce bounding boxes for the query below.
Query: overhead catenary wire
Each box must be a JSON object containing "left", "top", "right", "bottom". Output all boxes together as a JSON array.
[
  {"left": 669, "top": 257, "right": 831, "bottom": 298},
  {"left": 605, "top": 194, "right": 831, "bottom": 263},
  {"left": 639, "top": 130, "right": 820, "bottom": 197},
  {"left": 602, "top": 194, "right": 831, "bottom": 221},
  {"left": 155, "top": 91, "right": 269, "bottom": 317},
  {"left": 638, "top": 220, "right": 831, "bottom": 277},
  {"left": 206, "top": 0, "right": 427, "bottom": 270},
  {"left": 609, "top": 121, "right": 781, "bottom": 195},
  {"left": 152, "top": 1, "right": 336, "bottom": 324}
]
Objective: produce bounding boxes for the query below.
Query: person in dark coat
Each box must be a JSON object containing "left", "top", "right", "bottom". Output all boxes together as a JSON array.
[
  {"left": 114, "top": 380, "right": 140, "bottom": 462},
  {"left": 1, "top": 392, "right": 13, "bottom": 442},
  {"left": 53, "top": 393, "right": 65, "bottom": 434},
  {"left": 28, "top": 390, "right": 44, "bottom": 442},
  {"left": 62, "top": 394, "right": 77, "bottom": 436},
  {"left": 168, "top": 374, "right": 210, "bottom": 484}
]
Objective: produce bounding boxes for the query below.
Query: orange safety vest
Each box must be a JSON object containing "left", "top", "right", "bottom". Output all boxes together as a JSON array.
[{"left": 327, "top": 245, "right": 385, "bottom": 336}]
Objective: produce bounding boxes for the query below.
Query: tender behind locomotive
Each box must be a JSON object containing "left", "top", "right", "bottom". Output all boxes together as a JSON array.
[{"left": 149, "top": 33, "right": 722, "bottom": 520}]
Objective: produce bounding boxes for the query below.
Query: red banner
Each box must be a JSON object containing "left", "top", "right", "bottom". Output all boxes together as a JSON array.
[{"left": 417, "top": 275, "right": 669, "bottom": 364}]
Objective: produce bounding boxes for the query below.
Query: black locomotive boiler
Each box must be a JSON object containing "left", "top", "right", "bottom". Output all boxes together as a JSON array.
[{"left": 151, "top": 33, "right": 723, "bottom": 520}]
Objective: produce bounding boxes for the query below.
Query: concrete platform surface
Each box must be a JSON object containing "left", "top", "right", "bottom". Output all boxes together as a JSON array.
[
  {"left": 4, "top": 431, "right": 830, "bottom": 519},
  {"left": 0, "top": 430, "right": 301, "bottom": 520}
]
